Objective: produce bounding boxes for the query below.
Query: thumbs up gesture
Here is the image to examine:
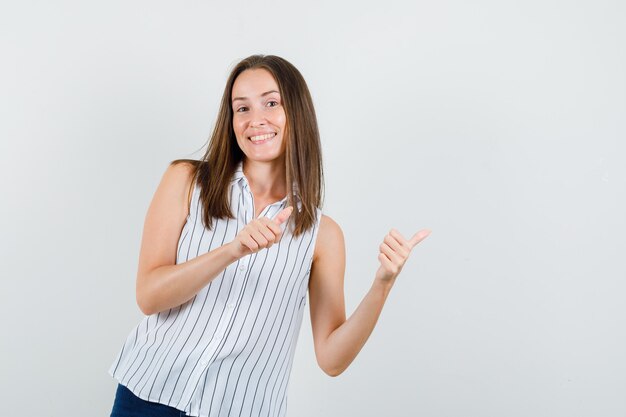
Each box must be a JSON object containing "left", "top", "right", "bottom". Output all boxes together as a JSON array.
[
  {"left": 375, "top": 228, "right": 431, "bottom": 284},
  {"left": 228, "top": 206, "right": 294, "bottom": 259}
]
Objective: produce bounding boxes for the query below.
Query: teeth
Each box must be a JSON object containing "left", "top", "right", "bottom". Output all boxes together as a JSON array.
[{"left": 249, "top": 132, "right": 276, "bottom": 142}]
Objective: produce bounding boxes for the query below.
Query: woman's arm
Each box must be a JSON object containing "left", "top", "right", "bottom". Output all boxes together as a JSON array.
[
  {"left": 135, "top": 162, "right": 293, "bottom": 316},
  {"left": 135, "top": 162, "right": 238, "bottom": 315},
  {"left": 308, "top": 215, "right": 430, "bottom": 377}
]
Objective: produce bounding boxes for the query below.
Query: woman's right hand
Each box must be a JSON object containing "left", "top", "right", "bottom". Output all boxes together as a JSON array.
[{"left": 227, "top": 206, "right": 294, "bottom": 259}]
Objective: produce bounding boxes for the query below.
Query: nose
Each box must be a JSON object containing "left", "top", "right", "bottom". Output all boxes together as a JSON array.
[{"left": 248, "top": 108, "right": 267, "bottom": 128}]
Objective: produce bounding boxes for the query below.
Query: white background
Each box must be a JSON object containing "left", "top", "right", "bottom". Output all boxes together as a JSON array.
[{"left": 1, "top": 1, "right": 625, "bottom": 416}]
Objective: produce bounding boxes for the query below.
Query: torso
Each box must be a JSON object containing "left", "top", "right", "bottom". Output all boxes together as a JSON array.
[{"left": 110, "top": 166, "right": 321, "bottom": 416}]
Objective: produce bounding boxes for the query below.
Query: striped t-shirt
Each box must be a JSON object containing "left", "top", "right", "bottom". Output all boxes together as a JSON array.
[{"left": 108, "top": 160, "right": 322, "bottom": 417}]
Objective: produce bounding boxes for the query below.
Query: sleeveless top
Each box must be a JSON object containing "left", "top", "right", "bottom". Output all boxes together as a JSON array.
[{"left": 108, "top": 160, "right": 322, "bottom": 417}]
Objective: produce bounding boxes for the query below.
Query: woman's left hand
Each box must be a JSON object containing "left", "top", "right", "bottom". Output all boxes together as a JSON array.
[{"left": 375, "top": 228, "right": 431, "bottom": 284}]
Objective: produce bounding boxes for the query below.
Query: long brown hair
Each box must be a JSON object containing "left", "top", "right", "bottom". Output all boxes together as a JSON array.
[{"left": 171, "top": 54, "right": 324, "bottom": 237}]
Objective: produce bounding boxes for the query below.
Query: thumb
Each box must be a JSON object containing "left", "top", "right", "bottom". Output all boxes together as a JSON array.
[
  {"left": 409, "top": 229, "right": 432, "bottom": 248},
  {"left": 273, "top": 206, "right": 294, "bottom": 225}
]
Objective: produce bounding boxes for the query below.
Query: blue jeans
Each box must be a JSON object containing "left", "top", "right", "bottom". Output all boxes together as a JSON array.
[{"left": 110, "top": 383, "right": 188, "bottom": 417}]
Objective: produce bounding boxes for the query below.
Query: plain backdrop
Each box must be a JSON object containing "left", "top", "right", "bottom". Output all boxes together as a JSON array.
[{"left": 1, "top": 1, "right": 625, "bottom": 416}]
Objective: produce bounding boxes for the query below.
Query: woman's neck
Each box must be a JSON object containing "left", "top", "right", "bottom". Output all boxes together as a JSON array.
[{"left": 242, "top": 158, "right": 287, "bottom": 199}]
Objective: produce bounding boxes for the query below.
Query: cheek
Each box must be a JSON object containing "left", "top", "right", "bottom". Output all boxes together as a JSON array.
[
  {"left": 233, "top": 119, "right": 245, "bottom": 135},
  {"left": 276, "top": 112, "right": 287, "bottom": 128}
]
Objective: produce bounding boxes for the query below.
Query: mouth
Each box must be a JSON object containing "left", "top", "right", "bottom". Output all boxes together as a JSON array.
[{"left": 248, "top": 132, "right": 277, "bottom": 144}]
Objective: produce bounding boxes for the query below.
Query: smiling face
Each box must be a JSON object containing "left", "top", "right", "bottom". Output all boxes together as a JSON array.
[{"left": 231, "top": 68, "right": 287, "bottom": 163}]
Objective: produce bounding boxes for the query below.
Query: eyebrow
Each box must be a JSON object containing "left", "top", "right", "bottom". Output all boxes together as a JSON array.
[{"left": 232, "top": 90, "right": 280, "bottom": 103}]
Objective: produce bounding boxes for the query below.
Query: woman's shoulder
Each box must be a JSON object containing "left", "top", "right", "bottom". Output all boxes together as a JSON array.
[
  {"left": 167, "top": 159, "right": 199, "bottom": 179},
  {"left": 319, "top": 214, "right": 341, "bottom": 231},
  {"left": 164, "top": 159, "right": 201, "bottom": 213},
  {"left": 313, "top": 214, "right": 344, "bottom": 262}
]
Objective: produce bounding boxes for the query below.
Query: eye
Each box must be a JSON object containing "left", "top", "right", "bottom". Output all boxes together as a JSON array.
[
  {"left": 267, "top": 100, "right": 279, "bottom": 108},
  {"left": 235, "top": 106, "right": 248, "bottom": 112}
]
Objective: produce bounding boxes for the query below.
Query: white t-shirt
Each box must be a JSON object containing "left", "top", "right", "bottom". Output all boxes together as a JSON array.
[{"left": 109, "top": 160, "right": 322, "bottom": 417}]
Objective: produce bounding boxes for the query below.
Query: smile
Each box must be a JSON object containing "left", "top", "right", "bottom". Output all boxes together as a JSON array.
[{"left": 248, "top": 132, "right": 276, "bottom": 144}]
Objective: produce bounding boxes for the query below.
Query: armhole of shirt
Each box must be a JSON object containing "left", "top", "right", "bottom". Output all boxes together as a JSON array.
[
  {"left": 303, "top": 208, "right": 323, "bottom": 306},
  {"left": 186, "top": 178, "right": 200, "bottom": 222},
  {"left": 310, "top": 207, "right": 323, "bottom": 265}
]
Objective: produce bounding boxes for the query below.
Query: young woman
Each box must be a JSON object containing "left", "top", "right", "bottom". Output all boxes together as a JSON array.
[{"left": 108, "top": 54, "right": 431, "bottom": 417}]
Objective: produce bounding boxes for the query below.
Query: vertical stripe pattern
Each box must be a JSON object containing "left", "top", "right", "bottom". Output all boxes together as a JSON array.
[{"left": 109, "top": 161, "right": 322, "bottom": 417}]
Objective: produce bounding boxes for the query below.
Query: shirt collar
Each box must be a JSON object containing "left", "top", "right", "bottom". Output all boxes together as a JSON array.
[{"left": 231, "top": 160, "right": 246, "bottom": 183}]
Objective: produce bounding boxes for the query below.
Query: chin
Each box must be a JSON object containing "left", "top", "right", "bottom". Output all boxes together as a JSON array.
[
  {"left": 240, "top": 144, "right": 285, "bottom": 162},
  {"left": 244, "top": 154, "right": 285, "bottom": 163}
]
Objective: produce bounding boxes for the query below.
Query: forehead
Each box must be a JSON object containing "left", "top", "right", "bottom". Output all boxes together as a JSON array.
[{"left": 232, "top": 68, "right": 279, "bottom": 98}]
